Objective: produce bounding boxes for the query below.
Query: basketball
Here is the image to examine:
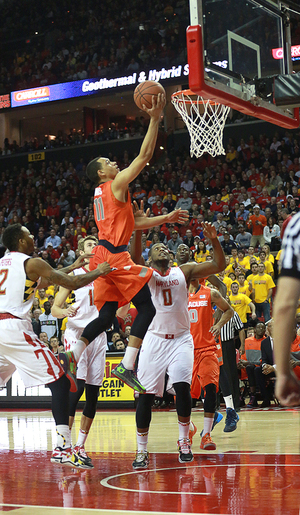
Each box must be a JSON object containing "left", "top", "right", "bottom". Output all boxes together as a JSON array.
[{"left": 134, "top": 80, "right": 166, "bottom": 110}]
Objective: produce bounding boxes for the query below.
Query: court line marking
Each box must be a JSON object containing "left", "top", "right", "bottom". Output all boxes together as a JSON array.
[
  {"left": 0, "top": 505, "right": 203, "bottom": 515},
  {"left": 100, "top": 463, "right": 300, "bottom": 494}
]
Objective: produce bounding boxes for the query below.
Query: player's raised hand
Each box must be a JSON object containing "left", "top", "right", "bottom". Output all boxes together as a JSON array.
[
  {"left": 132, "top": 199, "right": 150, "bottom": 219},
  {"left": 201, "top": 222, "right": 217, "bottom": 240},
  {"left": 97, "top": 262, "right": 113, "bottom": 276},
  {"left": 142, "top": 93, "right": 166, "bottom": 118},
  {"left": 167, "top": 208, "right": 189, "bottom": 225}
]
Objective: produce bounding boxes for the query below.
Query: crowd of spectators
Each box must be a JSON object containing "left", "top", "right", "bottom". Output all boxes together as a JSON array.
[
  {"left": 0, "top": 0, "right": 188, "bottom": 95},
  {"left": 1, "top": 124, "right": 300, "bottom": 402}
]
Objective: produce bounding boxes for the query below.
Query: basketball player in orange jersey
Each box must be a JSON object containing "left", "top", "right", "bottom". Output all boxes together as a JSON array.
[
  {"left": 188, "top": 280, "right": 234, "bottom": 450},
  {"left": 61, "top": 93, "right": 189, "bottom": 393}
]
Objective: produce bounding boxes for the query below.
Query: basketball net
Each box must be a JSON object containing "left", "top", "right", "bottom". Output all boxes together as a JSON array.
[{"left": 171, "top": 89, "right": 230, "bottom": 158}]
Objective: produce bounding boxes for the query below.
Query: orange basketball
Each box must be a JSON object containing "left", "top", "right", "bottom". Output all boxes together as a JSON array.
[{"left": 133, "top": 80, "right": 166, "bottom": 110}]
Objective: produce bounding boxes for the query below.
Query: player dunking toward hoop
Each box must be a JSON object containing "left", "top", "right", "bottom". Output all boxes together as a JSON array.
[{"left": 61, "top": 93, "right": 189, "bottom": 392}]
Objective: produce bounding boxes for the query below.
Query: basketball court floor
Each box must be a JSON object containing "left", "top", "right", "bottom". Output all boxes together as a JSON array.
[{"left": 0, "top": 405, "right": 300, "bottom": 515}]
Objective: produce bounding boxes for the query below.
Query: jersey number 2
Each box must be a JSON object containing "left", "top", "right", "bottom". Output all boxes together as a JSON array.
[
  {"left": 162, "top": 288, "right": 172, "bottom": 306},
  {"left": 0, "top": 269, "right": 8, "bottom": 295},
  {"left": 94, "top": 197, "right": 105, "bottom": 221}
]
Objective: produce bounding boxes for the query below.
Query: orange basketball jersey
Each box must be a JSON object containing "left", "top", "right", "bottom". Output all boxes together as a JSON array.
[
  {"left": 93, "top": 181, "right": 134, "bottom": 247},
  {"left": 188, "top": 285, "right": 215, "bottom": 349}
]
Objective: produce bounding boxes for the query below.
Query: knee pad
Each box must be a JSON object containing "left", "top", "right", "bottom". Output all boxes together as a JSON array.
[
  {"left": 82, "top": 384, "right": 100, "bottom": 419},
  {"left": 136, "top": 393, "right": 155, "bottom": 429},
  {"left": 203, "top": 383, "right": 217, "bottom": 414},
  {"left": 69, "top": 379, "right": 85, "bottom": 417},
  {"left": 173, "top": 382, "right": 192, "bottom": 418}
]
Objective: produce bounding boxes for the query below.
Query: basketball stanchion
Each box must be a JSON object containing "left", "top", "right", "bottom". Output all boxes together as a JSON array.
[{"left": 171, "top": 89, "right": 231, "bottom": 158}]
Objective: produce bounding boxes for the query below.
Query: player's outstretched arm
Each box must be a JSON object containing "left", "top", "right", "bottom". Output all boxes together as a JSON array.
[
  {"left": 51, "top": 280, "right": 79, "bottom": 319},
  {"left": 274, "top": 275, "right": 300, "bottom": 406},
  {"left": 134, "top": 208, "right": 189, "bottom": 230},
  {"left": 112, "top": 94, "right": 166, "bottom": 197},
  {"left": 181, "top": 223, "right": 226, "bottom": 282},
  {"left": 25, "top": 258, "right": 112, "bottom": 290}
]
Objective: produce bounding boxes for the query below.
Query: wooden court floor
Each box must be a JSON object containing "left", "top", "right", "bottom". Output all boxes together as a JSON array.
[{"left": 1, "top": 406, "right": 300, "bottom": 515}]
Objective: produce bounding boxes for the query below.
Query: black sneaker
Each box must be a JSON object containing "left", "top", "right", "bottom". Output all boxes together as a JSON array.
[
  {"left": 112, "top": 362, "right": 146, "bottom": 393},
  {"left": 58, "top": 352, "right": 78, "bottom": 392},
  {"left": 224, "top": 408, "right": 239, "bottom": 432},
  {"left": 72, "top": 445, "right": 94, "bottom": 469},
  {"left": 177, "top": 438, "right": 194, "bottom": 463},
  {"left": 132, "top": 450, "right": 149, "bottom": 469}
]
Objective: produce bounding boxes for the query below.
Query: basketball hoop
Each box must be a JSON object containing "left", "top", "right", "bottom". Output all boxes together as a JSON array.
[{"left": 171, "top": 89, "right": 230, "bottom": 158}]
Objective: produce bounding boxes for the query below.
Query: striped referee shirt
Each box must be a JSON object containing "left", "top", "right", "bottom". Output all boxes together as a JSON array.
[
  {"left": 220, "top": 311, "right": 244, "bottom": 341},
  {"left": 280, "top": 212, "right": 300, "bottom": 279}
]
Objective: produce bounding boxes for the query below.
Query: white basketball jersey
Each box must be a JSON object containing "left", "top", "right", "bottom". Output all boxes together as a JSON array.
[
  {"left": 0, "top": 252, "right": 41, "bottom": 320},
  {"left": 147, "top": 266, "right": 190, "bottom": 337},
  {"left": 66, "top": 267, "right": 99, "bottom": 330}
]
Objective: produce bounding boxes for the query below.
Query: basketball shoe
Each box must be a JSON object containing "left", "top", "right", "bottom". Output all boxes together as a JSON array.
[
  {"left": 224, "top": 408, "right": 239, "bottom": 432},
  {"left": 200, "top": 433, "right": 216, "bottom": 451},
  {"left": 188, "top": 421, "right": 197, "bottom": 444},
  {"left": 177, "top": 438, "right": 194, "bottom": 463},
  {"left": 72, "top": 445, "right": 94, "bottom": 469},
  {"left": 51, "top": 447, "right": 86, "bottom": 468},
  {"left": 112, "top": 363, "right": 146, "bottom": 393},
  {"left": 132, "top": 450, "right": 149, "bottom": 469},
  {"left": 58, "top": 351, "right": 78, "bottom": 392}
]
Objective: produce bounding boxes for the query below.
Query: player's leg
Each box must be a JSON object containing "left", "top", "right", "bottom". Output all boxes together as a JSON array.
[
  {"left": 133, "top": 332, "right": 167, "bottom": 468},
  {"left": 59, "top": 301, "right": 117, "bottom": 379},
  {"left": 113, "top": 284, "right": 156, "bottom": 392},
  {"left": 70, "top": 334, "right": 106, "bottom": 467},
  {"left": 173, "top": 381, "right": 194, "bottom": 463},
  {"left": 72, "top": 383, "right": 100, "bottom": 468},
  {"left": 167, "top": 333, "right": 194, "bottom": 462},
  {"left": 219, "top": 365, "right": 239, "bottom": 432},
  {"left": 196, "top": 351, "right": 219, "bottom": 450},
  {"left": 133, "top": 393, "right": 155, "bottom": 469}
]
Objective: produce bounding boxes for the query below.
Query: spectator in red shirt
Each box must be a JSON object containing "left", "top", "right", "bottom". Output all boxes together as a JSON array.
[
  {"left": 247, "top": 204, "right": 267, "bottom": 248},
  {"left": 210, "top": 193, "right": 225, "bottom": 213},
  {"left": 46, "top": 198, "right": 60, "bottom": 220},
  {"left": 152, "top": 199, "right": 164, "bottom": 216}
]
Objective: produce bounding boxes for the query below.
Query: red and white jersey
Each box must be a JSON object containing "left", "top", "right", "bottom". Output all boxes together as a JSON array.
[
  {"left": 67, "top": 267, "right": 98, "bottom": 330},
  {"left": 147, "top": 267, "right": 190, "bottom": 337},
  {"left": 0, "top": 252, "right": 41, "bottom": 321}
]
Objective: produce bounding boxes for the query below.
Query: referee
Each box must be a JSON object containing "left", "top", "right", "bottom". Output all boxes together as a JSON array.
[
  {"left": 274, "top": 212, "right": 300, "bottom": 406},
  {"left": 220, "top": 311, "right": 245, "bottom": 410}
]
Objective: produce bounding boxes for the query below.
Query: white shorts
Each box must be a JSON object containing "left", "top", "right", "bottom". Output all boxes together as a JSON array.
[
  {"left": 137, "top": 331, "right": 194, "bottom": 397},
  {"left": 0, "top": 319, "right": 63, "bottom": 388},
  {"left": 64, "top": 326, "right": 107, "bottom": 386}
]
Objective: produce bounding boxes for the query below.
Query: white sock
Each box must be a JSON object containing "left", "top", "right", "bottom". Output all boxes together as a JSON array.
[
  {"left": 122, "top": 347, "right": 139, "bottom": 370},
  {"left": 224, "top": 395, "right": 234, "bottom": 410},
  {"left": 56, "top": 424, "right": 71, "bottom": 449},
  {"left": 178, "top": 420, "right": 190, "bottom": 440},
  {"left": 76, "top": 428, "right": 88, "bottom": 447},
  {"left": 71, "top": 339, "right": 86, "bottom": 362},
  {"left": 203, "top": 416, "right": 213, "bottom": 436},
  {"left": 137, "top": 430, "right": 149, "bottom": 452}
]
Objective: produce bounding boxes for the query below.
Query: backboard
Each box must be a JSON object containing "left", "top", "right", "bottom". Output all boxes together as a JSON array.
[{"left": 187, "top": 0, "right": 300, "bottom": 128}]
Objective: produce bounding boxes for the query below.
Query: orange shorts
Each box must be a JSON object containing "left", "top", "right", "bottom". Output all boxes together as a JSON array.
[
  {"left": 90, "top": 246, "right": 153, "bottom": 310},
  {"left": 191, "top": 346, "right": 220, "bottom": 399}
]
